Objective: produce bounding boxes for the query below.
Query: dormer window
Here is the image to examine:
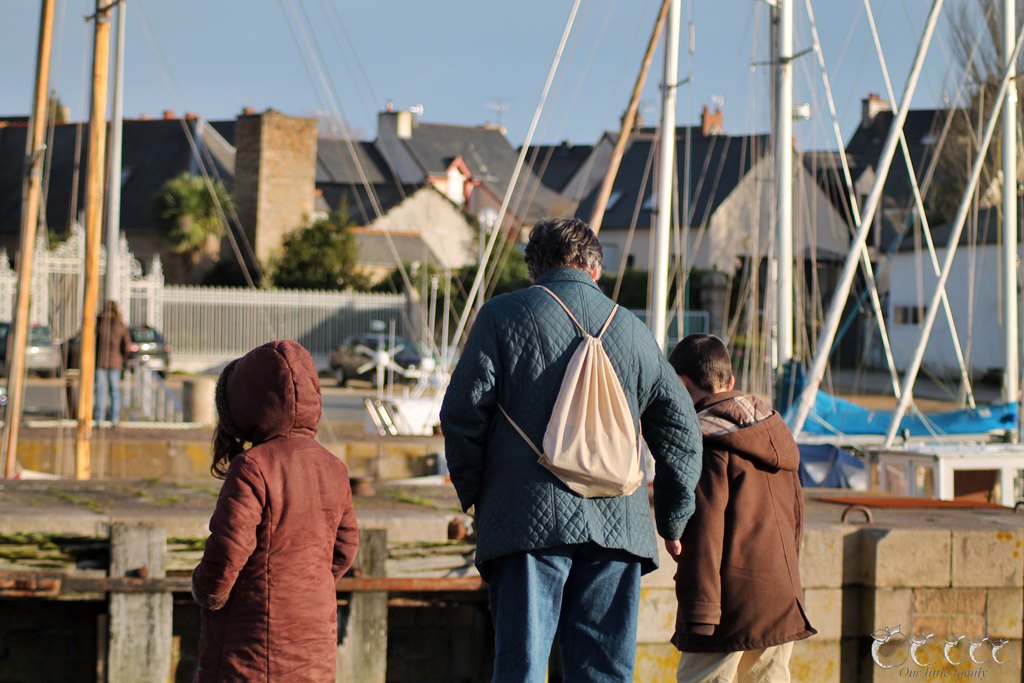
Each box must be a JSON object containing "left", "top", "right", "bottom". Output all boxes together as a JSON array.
[{"left": 447, "top": 165, "right": 466, "bottom": 206}]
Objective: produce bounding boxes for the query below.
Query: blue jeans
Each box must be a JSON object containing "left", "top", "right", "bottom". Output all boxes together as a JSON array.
[
  {"left": 94, "top": 368, "right": 122, "bottom": 424},
  {"left": 487, "top": 543, "right": 641, "bottom": 683}
]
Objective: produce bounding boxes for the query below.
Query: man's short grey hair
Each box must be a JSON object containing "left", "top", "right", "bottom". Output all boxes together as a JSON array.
[{"left": 524, "top": 217, "right": 603, "bottom": 281}]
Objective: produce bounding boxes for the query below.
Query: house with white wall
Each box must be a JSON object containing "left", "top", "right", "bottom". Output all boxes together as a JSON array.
[{"left": 886, "top": 206, "right": 1015, "bottom": 378}]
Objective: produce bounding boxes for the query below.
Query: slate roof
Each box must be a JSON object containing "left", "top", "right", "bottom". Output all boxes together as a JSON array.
[
  {"left": 0, "top": 117, "right": 235, "bottom": 236},
  {"left": 575, "top": 127, "right": 769, "bottom": 229},
  {"left": 317, "top": 138, "right": 391, "bottom": 186},
  {"left": 314, "top": 138, "right": 421, "bottom": 224},
  {"left": 349, "top": 227, "right": 443, "bottom": 268},
  {"left": 844, "top": 107, "right": 948, "bottom": 210},
  {"left": 523, "top": 141, "right": 595, "bottom": 192},
  {"left": 801, "top": 150, "right": 857, "bottom": 226},
  {"left": 392, "top": 121, "right": 569, "bottom": 220},
  {"left": 317, "top": 183, "right": 417, "bottom": 226}
]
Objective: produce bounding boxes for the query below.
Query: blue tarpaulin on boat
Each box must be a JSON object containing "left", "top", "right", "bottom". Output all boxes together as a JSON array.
[
  {"left": 798, "top": 444, "right": 867, "bottom": 489},
  {"left": 776, "top": 361, "right": 1016, "bottom": 437},
  {"left": 784, "top": 390, "right": 1017, "bottom": 437}
]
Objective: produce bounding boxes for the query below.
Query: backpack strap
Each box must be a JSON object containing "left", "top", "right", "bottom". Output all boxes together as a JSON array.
[
  {"left": 497, "top": 403, "right": 544, "bottom": 458},
  {"left": 533, "top": 285, "right": 619, "bottom": 340}
]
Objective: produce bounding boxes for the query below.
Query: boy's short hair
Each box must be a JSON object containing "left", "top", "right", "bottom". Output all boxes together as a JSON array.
[{"left": 668, "top": 334, "right": 733, "bottom": 392}]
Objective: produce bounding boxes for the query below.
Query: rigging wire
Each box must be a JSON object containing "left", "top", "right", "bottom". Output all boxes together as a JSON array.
[
  {"left": 281, "top": 0, "right": 417, "bottom": 297},
  {"left": 320, "top": 0, "right": 383, "bottom": 131},
  {"left": 133, "top": 2, "right": 261, "bottom": 277},
  {"left": 862, "top": 0, "right": 979, "bottom": 407},
  {"left": 39, "top": 0, "right": 69, "bottom": 241},
  {"left": 823, "top": 0, "right": 993, "bottom": 403},
  {"left": 803, "top": 0, "right": 903, "bottom": 399},
  {"left": 449, "top": 0, "right": 585, "bottom": 357},
  {"left": 611, "top": 132, "right": 658, "bottom": 301}
]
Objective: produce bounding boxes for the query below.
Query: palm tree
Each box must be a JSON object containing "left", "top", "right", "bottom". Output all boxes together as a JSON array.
[{"left": 151, "top": 173, "right": 232, "bottom": 264}]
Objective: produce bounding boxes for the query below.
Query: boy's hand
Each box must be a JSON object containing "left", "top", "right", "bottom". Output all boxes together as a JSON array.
[{"left": 664, "top": 539, "right": 682, "bottom": 561}]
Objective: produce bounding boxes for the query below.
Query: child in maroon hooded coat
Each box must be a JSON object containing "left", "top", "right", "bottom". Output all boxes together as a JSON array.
[{"left": 191, "top": 340, "right": 359, "bottom": 682}]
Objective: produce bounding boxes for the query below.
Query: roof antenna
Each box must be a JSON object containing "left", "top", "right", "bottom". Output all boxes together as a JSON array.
[{"left": 485, "top": 99, "right": 511, "bottom": 127}]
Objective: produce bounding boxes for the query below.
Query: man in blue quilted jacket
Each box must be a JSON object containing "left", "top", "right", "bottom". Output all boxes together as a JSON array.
[{"left": 440, "top": 217, "right": 702, "bottom": 682}]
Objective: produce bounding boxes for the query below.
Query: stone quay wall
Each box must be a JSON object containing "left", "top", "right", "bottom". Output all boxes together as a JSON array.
[{"left": 636, "top": 521, "right": 1023, "bottom": 682}]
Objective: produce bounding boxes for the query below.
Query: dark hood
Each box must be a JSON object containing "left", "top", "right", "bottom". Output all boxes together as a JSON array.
[
  {"left": 694, "top": 391, "right": 799, "bottom": 471},
  {"left": 218, "top": 340, "right": 322, "bottom": 444}
]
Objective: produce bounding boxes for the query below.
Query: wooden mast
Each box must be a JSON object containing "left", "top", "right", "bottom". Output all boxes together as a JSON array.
[
  {"left": 1, "top": 0, "right": 57, "bottom": 479},
  {"left": 589, "top": 0, "right": 670, "bottom": 235},
  {"left": 75, "top": 0, "right": 115, "bottom": 480}
]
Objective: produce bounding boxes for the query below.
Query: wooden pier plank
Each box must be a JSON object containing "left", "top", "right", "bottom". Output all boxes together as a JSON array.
[{"left": 107, "top": 524, "right": 172, "bottom": 683}]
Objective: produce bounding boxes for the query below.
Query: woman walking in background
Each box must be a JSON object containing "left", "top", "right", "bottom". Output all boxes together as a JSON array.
[
  {"left": 191, "top": 339, "right": 359, "bottom": 682},
  {"left": 94, "top": 300, "right": 131, "bottom": 425}
]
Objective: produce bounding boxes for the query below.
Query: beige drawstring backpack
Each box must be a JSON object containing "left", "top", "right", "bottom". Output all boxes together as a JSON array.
[{"left": 498, "top": 286, "right": 644, "bottom": 498}]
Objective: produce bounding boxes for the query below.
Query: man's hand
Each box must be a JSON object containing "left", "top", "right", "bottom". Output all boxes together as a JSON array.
[{"left": 664, "top": 538, "right": 682, "bottom": 561}]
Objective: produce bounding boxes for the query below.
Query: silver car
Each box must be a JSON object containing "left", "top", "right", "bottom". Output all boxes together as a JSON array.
[{"left": 0, "top": 323, "right": 63, "bottom": 378}]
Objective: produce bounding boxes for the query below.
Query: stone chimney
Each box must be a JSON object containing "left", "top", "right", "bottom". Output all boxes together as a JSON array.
[
  {"left": 701, "top": 105, "right": 724, "bottom": 136},
  {"left": 233, "top": 109, "right": 318, "bottom": 264},
  {"left": 861, "top": 93, "right": 890, "bottom": 126}
]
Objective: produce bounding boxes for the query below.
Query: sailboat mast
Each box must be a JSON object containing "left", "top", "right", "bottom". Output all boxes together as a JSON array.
[
  {"left": 105, "top": 0, "right": 127, "bottom": 305},
  {"left": 1, "top": 0, "right": 56, "bottom": 479},
  {"left": 589, "top": 0, "right": 671, "bottom": 236},
  {"left": 651, "top": 0, "right": 681, "bottom": 350},
  {"left": 789, "top": 0, "right": 944, "bottom": 438},
  {"left": 75, "top": 0, "right": 114, "bottom": 480},
  {"left": 774, "top": 0, "right": 794, "bottom": 371},
  {"left": 1002, "top": 0, "right": 1019, "bottom": 429}
]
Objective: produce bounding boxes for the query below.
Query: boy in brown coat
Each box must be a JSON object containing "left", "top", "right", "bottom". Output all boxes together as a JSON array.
[{"left": 667, "top": 335, "right": 814, "bottom": 683}]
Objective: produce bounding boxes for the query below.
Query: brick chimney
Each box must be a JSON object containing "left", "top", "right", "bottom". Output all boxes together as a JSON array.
[
  {"left": 701, "top": 105, "right": 724, "bottom": 137},
  {"left": 861, "top": 93, "right": 890, "bottom": 126},
  {"left": 233, "top": 109, "right": 318, "bottom": 264}
]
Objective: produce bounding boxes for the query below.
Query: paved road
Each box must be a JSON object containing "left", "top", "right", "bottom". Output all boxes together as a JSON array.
[{"left": 10, "top": 375, "right": 378, "bottom": 426}]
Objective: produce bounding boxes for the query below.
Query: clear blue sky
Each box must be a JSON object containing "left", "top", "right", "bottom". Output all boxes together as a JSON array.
[{"left": 1, "top": 1, "right": 976, "bottom": 151}]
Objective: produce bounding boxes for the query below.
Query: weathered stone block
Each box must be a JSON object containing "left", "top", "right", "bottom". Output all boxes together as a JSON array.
[
  {"left": 800, "top": 525, "right": 844, "bottom": 588},
  {"left": 637, "top": 588, "right": 678, "bottom": 645},
  {"left": 913, "top": 588, "right": 986, "bottom": 615},
  {"left": 866, "top": 588, "right": 913, "bottom": 633},
  {"left": 841, "top": 526, "right": 864, "bottom": 585},
  {"left": 987, "top": 588, "right": 1023, "bottom": 639},
  {"left": 860, "top": 528, "right": 950, "bottom": 588},
  {"left": 803, "top": 588, "right": 842, "bottom": 641},
  {"left": 948, "top": 614, "right": 986, "bottom": 636},
  {"left": 633, "top": 643, "right": 679, "bottom": 683},
  {"left": 951, "top": 529, "right": 1023, "bottom": 587},
  {"left": 865, "top": 640, "right": 1022, "bottom": 683},
  {"left": 911, "top": 615, "right": 950, "bottom": 637},
  {"left": 790, "top": 639, "right": 840, "bottom": 683}
]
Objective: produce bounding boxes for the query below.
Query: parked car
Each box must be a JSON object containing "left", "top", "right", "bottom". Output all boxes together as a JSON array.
[
  {"left": 62, "top": 325, "right": 170, "bottom": 375},
  {"left": 328, "top": 334, "right": 425, "bottom": 386},
  {"left": 128, "top": 325, "right": 170, "bottom": 374},
  {"left": 0, "top": 322, "right": 63, "bottom": 378}
]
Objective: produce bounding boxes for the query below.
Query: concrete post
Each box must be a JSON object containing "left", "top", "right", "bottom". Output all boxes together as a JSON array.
[{"left": 182, "top": 377, "right": 216, "bottom": 424}]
